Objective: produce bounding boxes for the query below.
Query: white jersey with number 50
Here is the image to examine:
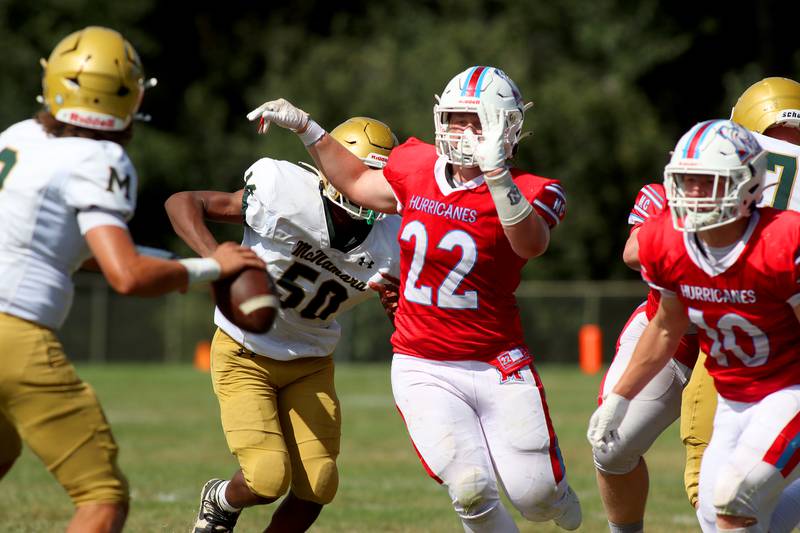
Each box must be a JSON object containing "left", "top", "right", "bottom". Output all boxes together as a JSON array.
[
  {"left": 0, "top": 120, "right": 137, "bottom": 329},
  {"left": 214, "top": 157, "right": 401, "bottom": 361}
]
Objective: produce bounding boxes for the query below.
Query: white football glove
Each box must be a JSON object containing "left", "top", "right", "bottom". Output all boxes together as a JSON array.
[
  {"left": 472, "top": 101, "right": 508, "bottom": 173},
  {"left": 246, "top": 98, "right": 310, "bottom": 134},
  {"left": 587, "top": 392, "right": 630, "bottom": 453}
]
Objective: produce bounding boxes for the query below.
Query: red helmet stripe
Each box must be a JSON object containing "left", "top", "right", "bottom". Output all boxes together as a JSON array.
[{"left": 463, "top": 66, "right": 487, "bottom": 97}]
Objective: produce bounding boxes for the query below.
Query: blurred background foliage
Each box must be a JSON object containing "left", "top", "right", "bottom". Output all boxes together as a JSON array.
[{"left": 2, "top": 0, "right": 799, "bottom": 281}]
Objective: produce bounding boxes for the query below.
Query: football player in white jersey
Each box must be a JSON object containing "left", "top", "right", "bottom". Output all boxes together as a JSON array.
[
  {"left": 0, "top": 27, "right": 262, "bottom": 533},
  {"left": 165, "top": 117, "right": 401, "bottom": 532}
]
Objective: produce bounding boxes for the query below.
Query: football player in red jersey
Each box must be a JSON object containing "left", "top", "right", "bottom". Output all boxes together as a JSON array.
[
  {"left": 592, "top": 181, "right": 700, "bottom": 533},
  {"left": 589, "top": 119, "right": 800, "bottom": 532},
  {"left": 247, "top": 66, "right": 582, "bottom": 531}
]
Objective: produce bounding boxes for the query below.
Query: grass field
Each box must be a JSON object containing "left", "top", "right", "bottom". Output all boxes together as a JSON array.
[{"left": 0, "top": 363, "right": 699, "bottom": 532}]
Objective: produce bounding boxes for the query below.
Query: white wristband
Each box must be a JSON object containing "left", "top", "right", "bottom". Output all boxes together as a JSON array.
[
  {"left": 297, "top": 119, "right": 326, "bottom": 146},
  {"left": 484, "top": 169, "right": 533, "bottom": 226},
  {"left": 179, "top": 257, "right": 222, "bottom": 285}
]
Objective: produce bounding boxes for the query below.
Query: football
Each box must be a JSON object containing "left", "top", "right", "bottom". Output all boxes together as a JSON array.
[{"left": 212, "top": 267, "right": 278, "bottom": 334}]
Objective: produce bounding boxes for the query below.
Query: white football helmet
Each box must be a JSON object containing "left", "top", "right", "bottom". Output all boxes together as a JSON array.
[
  {"left": 434, "top": 66, "right": 530, "bottom": 167},
  {"left": 664, "top": 119, "right": 766, "bottom": 232}
]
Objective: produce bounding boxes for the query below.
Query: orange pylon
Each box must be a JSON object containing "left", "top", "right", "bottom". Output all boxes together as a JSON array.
[
  {"left": 194, "top": 341, "right": 211, "bottom": 372},
  {"left": 579, "top": 324, "right": 603, "bottom": 374}
]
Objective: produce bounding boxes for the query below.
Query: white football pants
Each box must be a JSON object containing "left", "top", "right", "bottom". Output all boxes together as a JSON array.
[{"left": 391, "top": 354, "right": 574, "bottom": 531}]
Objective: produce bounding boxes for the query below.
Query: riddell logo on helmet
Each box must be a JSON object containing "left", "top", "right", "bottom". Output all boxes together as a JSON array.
[
  {"left": 55, "top": 109, "right": 123, "bottom": 131},
  {"left": 458, "top": 98, "right": 481, "bottom": 104},
  {"left": 367, "top": 153, "right": 389, "bottom": 164},
  {"left": 69, "top": 113, "right": 115, "bottom": 129}
]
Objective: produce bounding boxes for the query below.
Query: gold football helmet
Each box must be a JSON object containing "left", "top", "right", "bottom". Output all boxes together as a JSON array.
[
  {"left": 321, "top": 117, "right": 398, "bottom": 223},
  {"left": 731, "top": 77, "right": 800, "bottom": 133},
  {"left": 41, "top": 26, "right": 152, "bottom": 131}
]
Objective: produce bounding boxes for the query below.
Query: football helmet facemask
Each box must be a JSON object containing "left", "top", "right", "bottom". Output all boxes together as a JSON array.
[
  {"left": 730, "top": 77, "right": 800, "bottom": 134},
  {"left": 664, "top": 119, "right": 766, "bottom": 232},
  {"left": 434, "top": 66, "right": 531, "bottom": 167},
  {"left": 320, "top": 117, "right": 398, "bottom": 224},
  {"left": 40, "top": 26, "right": 155, "bottom": 131}
]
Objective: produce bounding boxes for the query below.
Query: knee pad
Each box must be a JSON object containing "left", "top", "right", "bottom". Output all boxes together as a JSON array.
[
  {"left": 514, "top": 481, "right": 563, "bottom": 522},
  {"left": 449, "top": 466, "right": 495, "bottom": 519},
  {"left": 593, "top": 443, "right": 641, "bottom": 476},
  {"left": 240, "top": 449, "right": 291, "bottom": 500},
  {"left": 712, "top": 461, "right": 774, "bottom": 520},
  {"left": 292, "top": 456, "right": 338, "bottom": 505}
]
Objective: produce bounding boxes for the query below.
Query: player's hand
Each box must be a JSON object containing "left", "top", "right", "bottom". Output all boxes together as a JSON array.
[
  {"left": 587, "top": 392, "right": 630, "bottom": 453},
  {"left": 369, "top": 272, "right": 400, "bottom": 324},
  {"left": 470, "top": 101, "right": 508, "bottom": 174},
  {"left": 246, "top": 98, "right": 309, "bottom": 135},
  {"left": 210, "top": 242, "right": 266, "bottom": 279}
]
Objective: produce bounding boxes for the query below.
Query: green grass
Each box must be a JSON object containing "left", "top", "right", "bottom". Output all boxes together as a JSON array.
[{"left": 0, "top": 364, "right": 698, "bottom": 532}]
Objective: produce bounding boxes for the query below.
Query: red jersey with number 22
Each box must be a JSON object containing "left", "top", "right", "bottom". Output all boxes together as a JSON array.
[
  {"left": 638, "top": 208, "right": 800, "bottom": 402},
  {"left": 382, "top": 138, "right": 566, "bottom": 361}
]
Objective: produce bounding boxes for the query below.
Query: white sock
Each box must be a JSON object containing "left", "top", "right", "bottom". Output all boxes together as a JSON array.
[{"left": 214, "top": 480, "right": 241, "bottom": 513}]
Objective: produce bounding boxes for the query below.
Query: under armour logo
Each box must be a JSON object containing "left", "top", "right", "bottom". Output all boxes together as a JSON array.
[
  {"left": 358, "top": 257, "right": 374, "bottom": 268},
  {"left": 507, "top": 185, "right": 522, "bottom": 206}
]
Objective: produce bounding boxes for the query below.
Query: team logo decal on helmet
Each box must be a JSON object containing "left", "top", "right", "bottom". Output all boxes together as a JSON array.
[
  {"left": 314, "top": 117, "right": 398, "bottom": 224},
  {"left": 664, "top": 119, "right": 767, "bottom": 232},
  {"left": 40, "top": 26, "right": 156, "bottom": 131},
  {"left": 434, "top": 66, "right": 531, "bottom": 167}
]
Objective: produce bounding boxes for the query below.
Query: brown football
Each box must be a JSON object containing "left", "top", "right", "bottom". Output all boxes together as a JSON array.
[{"left": 212, "top": 267, "right": 278, "bottom": 334}]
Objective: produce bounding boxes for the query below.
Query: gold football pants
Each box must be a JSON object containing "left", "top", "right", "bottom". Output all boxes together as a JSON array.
[
  {"left": 680, "top": 352, "right": 717, "bottom": 508},
  {"left": 210, "top": 328, "right": 341, "bottom": 504},
  {"left": 0, "top": 312, "right": 128, "bottom": 505}
]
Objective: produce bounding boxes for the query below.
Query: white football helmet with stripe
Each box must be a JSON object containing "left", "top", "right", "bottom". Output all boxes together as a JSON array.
[
  {"left": 664, "top": 119, "right": 766, "bottom": 232},
  {"left": 434, "top": 66, "right": 531, "bottom": 167}
]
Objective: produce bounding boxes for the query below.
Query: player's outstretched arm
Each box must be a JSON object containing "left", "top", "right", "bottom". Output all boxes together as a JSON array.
[
  {"left": 165, "top": 190, "right": 245, "bottom": 257},
  {"left": 247, "top": 98, "right": 397, "bottom": 213},
  {"left": 588, "top": 295, "right": 688, "bottom": 451},
  {"left": 85, "top": 226, "right": 264, "bottom": 296},
  {"left": 307, "top": 134, "right": 397, "bottom": 213},
  {"left": 614, "top": 295, "right": 689, "bottom": 398}
]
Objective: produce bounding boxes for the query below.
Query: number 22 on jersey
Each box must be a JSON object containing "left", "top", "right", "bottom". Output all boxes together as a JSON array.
[{"left": 401, "top": 220, "right": 478, "bottom": 309}]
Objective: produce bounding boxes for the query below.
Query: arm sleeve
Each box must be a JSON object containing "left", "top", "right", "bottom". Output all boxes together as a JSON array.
[{"left": 628, "top": 183, "right": 667, "bottom": 231}]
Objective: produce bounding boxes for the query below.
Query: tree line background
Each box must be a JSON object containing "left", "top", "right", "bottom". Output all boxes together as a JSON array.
[{"left": 2, "top": 0, "right": 799, "bottom": 282}]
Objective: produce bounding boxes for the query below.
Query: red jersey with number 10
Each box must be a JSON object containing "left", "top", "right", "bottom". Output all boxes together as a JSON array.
[
  {"left": 382, "top": 138, "right": 566, "bottom": 361},
  {"left": 638, "top": 208, "right": 800, "bottom": 402}
]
